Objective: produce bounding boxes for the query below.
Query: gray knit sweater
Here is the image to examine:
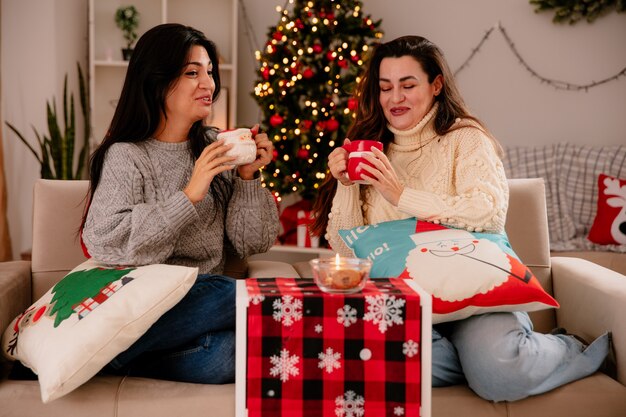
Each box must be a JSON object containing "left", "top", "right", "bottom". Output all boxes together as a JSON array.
[{"left": 82, "top": 138, "right": 279, "bottom": 274}]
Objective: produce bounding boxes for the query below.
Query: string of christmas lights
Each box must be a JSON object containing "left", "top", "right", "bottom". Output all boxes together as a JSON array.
[
  {"left": 454, "top": 21, "right": 626, "bottom": 92},
  {"left": 250, "top": 0, "right": 383, "bottom": 201}
]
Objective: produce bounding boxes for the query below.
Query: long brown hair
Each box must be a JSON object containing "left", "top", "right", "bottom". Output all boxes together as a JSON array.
[
  {"left": 310, "top": 35, "right": 499, "bottom": 236},
  {"left": 80, "top": 24, "right": 230, "bottom": 231}
]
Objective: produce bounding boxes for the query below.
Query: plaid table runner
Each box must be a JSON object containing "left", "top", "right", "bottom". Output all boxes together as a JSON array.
[{"left": 244, "top": 278, "right": 423, "bottom": 417}]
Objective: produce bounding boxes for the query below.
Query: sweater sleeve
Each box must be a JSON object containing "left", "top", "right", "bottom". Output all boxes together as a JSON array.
[
  {"left": 225, "top": 176, "right": 280, "bottom": 258},
  {"left": 325, "top": 182, "right": 364, "bottom": 256},
  {"left": 82, "top": 144, "right": 198, "bottom": 266},
  {"left": 397, "top": 131, "right": 508, "bottom": 233}
]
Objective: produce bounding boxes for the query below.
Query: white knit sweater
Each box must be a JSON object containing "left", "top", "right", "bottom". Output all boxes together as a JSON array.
[{"left": 326, "top": 104, "right": 509, "bottom": 256}]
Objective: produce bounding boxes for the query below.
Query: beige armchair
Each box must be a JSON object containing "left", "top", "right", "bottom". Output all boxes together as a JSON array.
[{"left": 1, "top": 178, "right": 625, "bottom": 417}]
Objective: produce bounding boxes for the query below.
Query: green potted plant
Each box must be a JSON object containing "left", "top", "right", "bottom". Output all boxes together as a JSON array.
[
  {"left": 115, "top": 5, "right": 140, "bottom": 61},
  {"left": 5, "top": 63, "right": 90, "bottom": 180}
]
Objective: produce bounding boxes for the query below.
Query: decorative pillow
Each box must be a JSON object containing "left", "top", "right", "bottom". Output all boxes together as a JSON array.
[
  {"left": 338, "top": 218, "right": 558, "bottom": 324},
  {"left": 1, "top": 259, "right": 197, "bottom": 403},
  {"left": 587, "top": 173, "right": 626, "bottom": 245}
]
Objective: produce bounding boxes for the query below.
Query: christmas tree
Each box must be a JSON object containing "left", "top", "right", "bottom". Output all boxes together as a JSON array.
[{"left": 253, "top": 0, "right": 383, "bottom": 201}]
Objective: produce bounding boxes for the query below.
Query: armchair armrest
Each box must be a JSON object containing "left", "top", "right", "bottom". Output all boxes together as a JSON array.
[
  {"left": 551, "top": 257, "right": 626, "bottom": 385},
  {"left": 0, "top": 261, "right": 32, "bottom": 336},
  {"left": 247, "top": 260, "right": 299, "bottom": 278}
]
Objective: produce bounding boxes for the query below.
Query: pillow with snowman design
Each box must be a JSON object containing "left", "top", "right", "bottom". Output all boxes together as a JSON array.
[{"left": 339, "top": 218, "right": 558, "bottom": 324}]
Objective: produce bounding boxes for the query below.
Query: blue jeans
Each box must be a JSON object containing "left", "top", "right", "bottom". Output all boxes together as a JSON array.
[
  {"left": 107, "top": 274, "right": 236, "bottom": 384},
  {"left": 432, "top": 311, "right": 610, "bottom": 401}
]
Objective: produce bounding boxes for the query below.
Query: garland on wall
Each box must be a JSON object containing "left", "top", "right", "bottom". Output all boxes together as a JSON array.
[
  {"left": 453, "top": 22, "right": 626, "bottom": 92},
  {"left": 240, "top": 3, "right": 625, "bottom": 93},
  {"left": 530, "top": 0, "right": 626, "bottom": 24}
]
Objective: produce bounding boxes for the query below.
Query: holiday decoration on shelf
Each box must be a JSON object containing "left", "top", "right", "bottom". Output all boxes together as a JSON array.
[{"left": 252, "top": 0, "right": 383, "bottom": 201}]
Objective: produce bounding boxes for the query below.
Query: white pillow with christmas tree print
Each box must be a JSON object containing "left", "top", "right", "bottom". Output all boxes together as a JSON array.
[{"left": 1, "top": 259, "right": 197, "bottom": 403}]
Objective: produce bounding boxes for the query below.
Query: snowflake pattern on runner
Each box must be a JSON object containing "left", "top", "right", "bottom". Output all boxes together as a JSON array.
[
  {"left": 315, "top": 324, "right": 323, "bottom": 333},
  {"left": 335, "top": 390, "right": 365, "bottom": 417},
  {"left": 363, "top": 294, "right": 405, "bottom": 333},
  {"left": 249, "top": 293, "right": 265, "bottom": 305},
  {"left": 272, "top": 295, "right": 303, "bottom": 326},
  {"left": 318, "top": 347, "right": 342, "bottom": 374},
  {"left": 337, "top": 304, "right": 358, "bottom": 328},
  {"left": 394, "top": 406, "right": 405, "bottom": 416},
  {"left": 269, "top": 348, "right": 300, "bottom": 382},
  {"left": 402, "top": 339, "right": 419, "bottom": 358}
]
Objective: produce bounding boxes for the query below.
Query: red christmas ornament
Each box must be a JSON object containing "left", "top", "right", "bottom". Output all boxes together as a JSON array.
[
  {"left": 326, "top": 51, "right": 336, "bottom": 61},
  {"left": 272, "top": 149, "right": 279, "bottom": 161},
  {"left": 303, "top": 68, "right": 314, "bottom": 79},
  {"left": 317, "top": 120, "right": 327, "bottom": 131},
  {"left": 297, "top": 148, "right": 309, "bottom": 159},
  {"left": 313, "top": 44, "right": 323, "bottom": 54},
  {"left": 338, "top": 59, "right": 349, "bottom": 69},
  {"left": 347, "top": 97, "right": 358, "bottom": 111},
  {"left": 325, "top": 118, "right": 340, "bottom": 132},
  {"left": 301, "top": 120, "right": 313, "bottom": 130},
  {"left": 327, "top": 13, "right": 335, "bottom": 20},
  {"left": 270, "top": 114, "right": 284, "bottom": 127},
  {"left": 272, "top": 31, "right": 283, "bottom": 41},
  {"left": 295, "top": 19, "right": 304, "bottom": 29},
  {"left": 262, "top": 67, "right": 270, "bottom": 80},
  {"left": 351, "top": 54, "right": 360, "bottom": 62}
]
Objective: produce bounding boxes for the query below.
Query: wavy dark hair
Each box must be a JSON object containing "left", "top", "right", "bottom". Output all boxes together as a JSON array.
[
  {"left": 81, "top": 23, "right": 230, "bottom": 230},
  {"left": 311, "top": 35, "right": 500, "bottom": 236}
]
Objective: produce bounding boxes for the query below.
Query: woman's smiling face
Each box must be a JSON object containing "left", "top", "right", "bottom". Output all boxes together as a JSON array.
[
  {"left": 378, "top": 55, "right": 442, "bottom": 131},
  {"left": 164, "top": 45, "right": 215, "bottom": 125}
]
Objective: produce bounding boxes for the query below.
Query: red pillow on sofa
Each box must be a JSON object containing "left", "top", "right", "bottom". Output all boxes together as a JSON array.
[{"left": 588, "top": 173, "right": 626, "bottom": 245}]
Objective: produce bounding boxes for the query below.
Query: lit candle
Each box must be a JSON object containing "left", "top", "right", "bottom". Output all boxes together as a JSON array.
[
  {"left": 330, "top": 254, "right": 362, "bottom": 290},
  {"left": 310, "top": 255, "right": 371, "bottom": 294}
]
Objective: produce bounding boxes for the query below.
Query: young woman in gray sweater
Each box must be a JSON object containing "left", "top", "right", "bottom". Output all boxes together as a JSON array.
[{"left": 81, "top": 24, "right": 279, "bottom": 383}]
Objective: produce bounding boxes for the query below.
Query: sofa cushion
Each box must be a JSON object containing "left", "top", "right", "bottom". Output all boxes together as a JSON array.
[
  {"left": 431, "top": 373, "right": 626, "bottom": 417},
  {"left": 588, "top": 173, "right": 626, "bottom": 246},
  {"left": 338, "top": 218, "right": 558, "bottom": 324},
  {"left": 503, "top": 143, "right": 575, "bottom": 246},
  {"left": 1, "top": 259, "right": 197, "bottom": 403},
  {"left": 503, "top": 143, "right": 626, "bottom": 253}
]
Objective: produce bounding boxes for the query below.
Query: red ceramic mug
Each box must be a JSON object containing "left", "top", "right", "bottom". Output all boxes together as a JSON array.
[{"left": 342, "top": 140, "right": 384, "bottom": 184}]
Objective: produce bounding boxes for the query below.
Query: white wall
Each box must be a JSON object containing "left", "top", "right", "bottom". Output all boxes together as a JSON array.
[
  {"left": 237, "top": 0, "right": 626, "bottom": 147},
  {"left": 1, "top": 0, "right": 87, "bottom": 260},
  {"left": 1, "top": 0, "right": 625, "bottom": 259}
]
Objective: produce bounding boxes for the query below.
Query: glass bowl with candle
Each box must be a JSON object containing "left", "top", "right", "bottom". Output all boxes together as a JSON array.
[{"left": 309, "top": 254, "right": 372, "bottom": 294}]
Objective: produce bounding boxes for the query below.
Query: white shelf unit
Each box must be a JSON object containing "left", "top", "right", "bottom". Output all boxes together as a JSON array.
[{"left": 88, "top": 0, "right": 238, "bottom": 146}]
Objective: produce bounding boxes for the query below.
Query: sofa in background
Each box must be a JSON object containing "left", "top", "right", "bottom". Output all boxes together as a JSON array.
[
  {"left": 1, "top": 178, "right": 625, "bottom": 417},
  {"left": 503, "top": 143, "right": 626, "bottom": 276}
]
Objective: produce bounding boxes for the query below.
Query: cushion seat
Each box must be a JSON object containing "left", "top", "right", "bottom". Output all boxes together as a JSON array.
[{"left": 2, "top": 372, "right": 624, "bottom": 417}]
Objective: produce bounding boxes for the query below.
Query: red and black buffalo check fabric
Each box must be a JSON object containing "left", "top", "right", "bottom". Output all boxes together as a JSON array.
[{"left": 245, "top": 278, "right": 422, "bottom": 417}]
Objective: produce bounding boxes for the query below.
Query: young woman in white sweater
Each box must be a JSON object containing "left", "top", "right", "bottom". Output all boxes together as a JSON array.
[{"left": 311, "top": 35, "right": 609, "bottom": 402}]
